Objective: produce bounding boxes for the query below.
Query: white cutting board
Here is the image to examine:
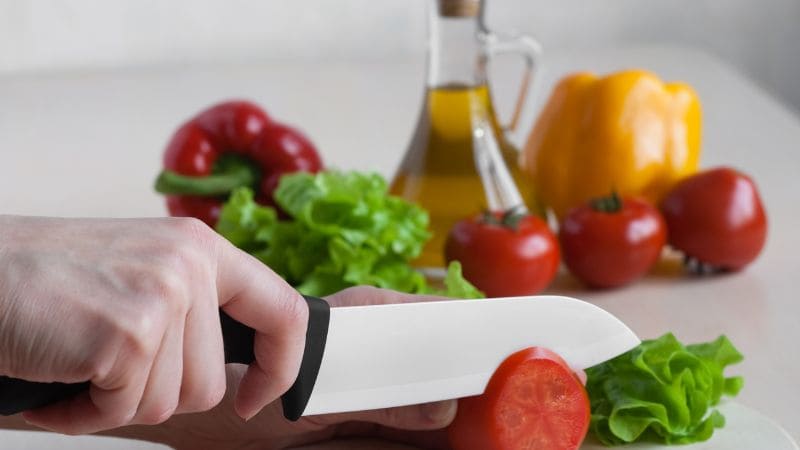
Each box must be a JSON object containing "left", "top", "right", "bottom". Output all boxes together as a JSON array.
[{"left": 0, "top": 402, "right": 793, "bottom": 449}]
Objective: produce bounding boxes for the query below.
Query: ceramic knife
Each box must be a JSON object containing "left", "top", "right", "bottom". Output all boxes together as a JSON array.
[{"left": 0, "top": 295, "right": 639, "bottom": 421}]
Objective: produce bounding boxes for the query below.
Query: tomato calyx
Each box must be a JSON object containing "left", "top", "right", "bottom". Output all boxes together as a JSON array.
[
  {"left": 480, "top": 206, "right": 528, "bottom": 231},
  {"left": 589, "top": 191, "right": 623, "bottom": 213},
  {"left": 683, "top": 254, "right": 730, "bottom": 275}
]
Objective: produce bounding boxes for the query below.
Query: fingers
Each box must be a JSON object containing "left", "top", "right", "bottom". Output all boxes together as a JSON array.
[
  {"left": 308, "top": 400, "right": 458, "bottom": 431},
  {"left": 131, "top": 319, "right": 184, "bottom": 424},
  {"left": 215, "top": 239, "right": 308, "bottom": 420},
  {"left": 174, "top": 293, "right": 226, "bottom": 415},
  {"left": 325, "top": 286, "right": 449, "bottom": 308},
  {"left": 574, "top": 368, "right": 587, "bottom": 385},
  {"left": 23, "top": 345, "right": 153, "bottom": 434}
]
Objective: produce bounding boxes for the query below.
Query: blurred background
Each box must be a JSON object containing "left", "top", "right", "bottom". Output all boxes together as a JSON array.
[
  {"left": 2, "top": 2, "right": 800, "bottom": 444},
  {"left": 2, "top": 0, "right": 799, "bottom": 111}
]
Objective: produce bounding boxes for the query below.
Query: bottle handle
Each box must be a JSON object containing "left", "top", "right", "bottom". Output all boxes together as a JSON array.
[{"left": 483, "top": 31, "right": 542, "bottom": 134}]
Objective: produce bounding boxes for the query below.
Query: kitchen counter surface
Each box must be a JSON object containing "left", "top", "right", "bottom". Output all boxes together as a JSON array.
[{"left": 1, "top": 45, "right": 799, "bottom": 447}]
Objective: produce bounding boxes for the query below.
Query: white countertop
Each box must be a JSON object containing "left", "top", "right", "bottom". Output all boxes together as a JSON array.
[{"left": 1, "top": 45, "right": 799, "bottom": 446}]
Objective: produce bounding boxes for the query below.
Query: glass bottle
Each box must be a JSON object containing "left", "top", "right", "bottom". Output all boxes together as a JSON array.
[{"left": 389, "top": 0, "right": 542, "bottom": 269}]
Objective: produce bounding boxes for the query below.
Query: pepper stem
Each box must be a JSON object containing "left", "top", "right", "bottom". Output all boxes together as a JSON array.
[{"left": 154, "top": 156, "right": 259, "bottom": 196}]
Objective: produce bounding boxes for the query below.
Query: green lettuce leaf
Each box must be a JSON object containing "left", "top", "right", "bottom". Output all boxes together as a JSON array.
[
  {"left": 424, "top": 261, "right": 484, "bottom": 299},
  {"left": 215, "top": 188, "right": 276, "bottom": 251},
  {"left": 215, "top": 171, "right": 482, "bottom": 299},
  {"left": 586, "top": 333, "right": 743, "bottom": 446}
]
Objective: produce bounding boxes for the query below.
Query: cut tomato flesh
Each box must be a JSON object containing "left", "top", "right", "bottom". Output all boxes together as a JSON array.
[{"left": 449, "top": 347, "right": 590, "bottom": 450}]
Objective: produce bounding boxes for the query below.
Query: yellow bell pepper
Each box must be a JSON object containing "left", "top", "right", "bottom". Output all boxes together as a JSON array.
[{"left": 521, "top": 69, "right": 701, "bottom": 219}]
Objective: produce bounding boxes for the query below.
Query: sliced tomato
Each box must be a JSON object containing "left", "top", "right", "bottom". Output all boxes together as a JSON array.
[{"left": 448, "top": 347, "right": 590, "bottom": 450}]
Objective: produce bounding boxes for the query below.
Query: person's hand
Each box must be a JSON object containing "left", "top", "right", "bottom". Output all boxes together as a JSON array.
[
  {"left": 0, "top": 215, "right": 308, "bottom": 434},
  {"left": 114, "top": 287, "right": 457, "bottom": 450}
]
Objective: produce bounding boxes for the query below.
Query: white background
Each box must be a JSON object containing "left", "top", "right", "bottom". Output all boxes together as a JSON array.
[{"left": 2, "top": 0, "right": 799, "bottom": 110}]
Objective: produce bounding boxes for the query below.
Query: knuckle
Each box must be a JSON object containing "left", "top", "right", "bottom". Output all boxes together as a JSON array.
[
  {"left": 79, "top": 352, "right": 109, "bottom": 381},
  {"left": 101, "top": 407, "right": 137, "bottom": 430},
  {"left": 138, "top": 402, "right": 178, "bottom": 425},
  {"left": 149, "top": 270, "right": 186, "bottom": 305},
  {"left": 155, "top": 219, "right": 216, "bottom": 293},
  {"left": 86, "top": 304, "right": 167, "bottom": 384},
  {"left": 171, "top": 217, "right": 216, "bottom": 250},
  {"left": 182, "top": 376, "right": 226, "bottom": 413},
  {"left": 118, "top": 306, "right": 164, "bottom": 360},
  {"left": 278, "top": 291, "right": 308, "bottom": 332},
  {"left": 197, "top": 382, "right": 226, "bottom": 412},
  {"left": 125, "top": 262, "right": 188, "bottom": 313},
  {"left": 118, "top": 407, "right": 138, "bottom": 426}
]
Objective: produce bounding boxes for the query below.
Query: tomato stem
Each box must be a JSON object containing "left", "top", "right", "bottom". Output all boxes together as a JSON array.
[
  {"left": 481, "top": 206, "right": 528, "bottom": 231},
  {"left": 590, "top": 191, "right": 623, "bottom": 213}
]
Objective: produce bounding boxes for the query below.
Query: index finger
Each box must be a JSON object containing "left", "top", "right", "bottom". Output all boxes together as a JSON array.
[{"left": 214, "top": 239, "right": 308, "bottom": 420}]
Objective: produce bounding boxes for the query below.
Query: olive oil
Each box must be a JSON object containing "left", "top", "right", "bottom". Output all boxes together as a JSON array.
[{"left": 390, "top": 84, "right": 534, "bottom": 268}]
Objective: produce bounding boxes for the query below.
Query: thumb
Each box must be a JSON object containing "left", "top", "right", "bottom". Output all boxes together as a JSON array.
[{"left": 306, "top": 400, "right": 457, "bottom": 431}]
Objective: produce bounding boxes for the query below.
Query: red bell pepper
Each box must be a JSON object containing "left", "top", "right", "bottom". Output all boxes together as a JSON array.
[{"left": 155, "top": 100, "right": 323, "bottom": 226}]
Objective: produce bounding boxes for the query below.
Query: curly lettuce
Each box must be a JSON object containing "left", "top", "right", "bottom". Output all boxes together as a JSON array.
[
  {"left": 216, "top": 171, "right": 482, "bottom": 298},
  {"left": 586, "top": 333, "right": 744, "bottom": 446}
]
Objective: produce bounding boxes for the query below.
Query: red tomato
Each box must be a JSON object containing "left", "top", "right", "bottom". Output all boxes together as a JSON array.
[
  {"left": 661, "top": 167, "right": 767, "bottom": 270},
  {"left": 448, "top": 347, "right": 590, "bottom": 450},
  {"left": 445, "top": 211, "right": 559, "bottom": 297},
  {"left": 559, "top": 195, "right": 666, "bottom": 288}
]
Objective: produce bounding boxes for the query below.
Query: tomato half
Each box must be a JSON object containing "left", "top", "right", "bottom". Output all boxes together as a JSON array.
[
  {"left": 448, "top": 347, "right": 590, "bottom": 450},
  {"left": 559, "top": 194, "right": 666, "bottom": 288},
  {"left": 661, "top": 167, "right": 767, "bottom": 270},
  {"left": 445, "top": 211, "right": 560, "bottom": 297}
]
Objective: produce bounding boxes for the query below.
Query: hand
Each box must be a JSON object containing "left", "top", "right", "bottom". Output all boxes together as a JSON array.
[
  {"left": 115, "top": 287, "right": 457, "bottom": 450},
  {"left": 0, "top": 215, "right": 307, "bottom": 434}
]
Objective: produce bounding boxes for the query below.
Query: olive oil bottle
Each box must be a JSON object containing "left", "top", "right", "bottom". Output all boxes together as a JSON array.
[{"left": 389, "top": 0, "right": 541, "bottom": 269}]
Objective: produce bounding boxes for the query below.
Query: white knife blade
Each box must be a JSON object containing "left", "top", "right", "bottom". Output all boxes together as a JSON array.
[{"left": 302, "top": 295, "right": 638, "bottom": 416}]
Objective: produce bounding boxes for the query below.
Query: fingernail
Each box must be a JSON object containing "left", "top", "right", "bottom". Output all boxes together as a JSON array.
[{"left": 421, "top": 400, "right": 457, "bottom": 425}]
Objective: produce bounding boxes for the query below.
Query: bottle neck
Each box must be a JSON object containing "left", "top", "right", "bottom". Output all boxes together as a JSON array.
[{"left": 427, "top": 1, "right": 487, "bottom": 88}]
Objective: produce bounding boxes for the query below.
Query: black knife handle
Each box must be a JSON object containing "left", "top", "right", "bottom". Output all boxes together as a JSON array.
[
  {"left": 0, "top": 295, "right": 330, "bottom": 421},
  {"left": 280, "top": 295, "right": 330, "bottom": 420}
]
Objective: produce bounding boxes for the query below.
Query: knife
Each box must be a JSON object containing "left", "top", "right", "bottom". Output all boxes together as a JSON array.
[{"left": 0, "top": 294, "right": 638, "bottom": 421}]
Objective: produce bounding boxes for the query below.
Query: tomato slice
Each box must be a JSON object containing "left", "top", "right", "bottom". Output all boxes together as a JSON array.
[{"left": 448, "top": 347, "right": 590, "bottom": 450}]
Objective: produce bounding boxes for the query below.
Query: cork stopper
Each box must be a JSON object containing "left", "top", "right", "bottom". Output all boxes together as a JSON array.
[{"left": 438, "top": 0, "right": 480, "bottom": 17}]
